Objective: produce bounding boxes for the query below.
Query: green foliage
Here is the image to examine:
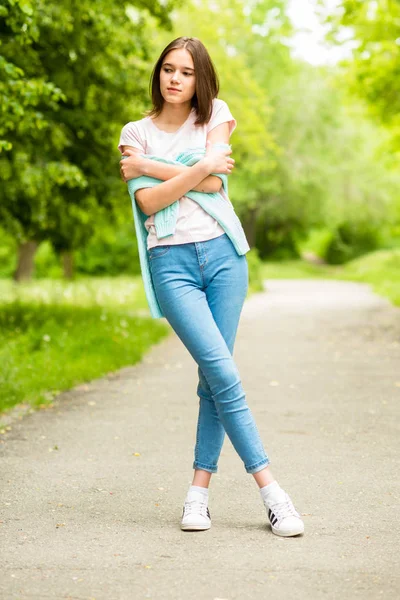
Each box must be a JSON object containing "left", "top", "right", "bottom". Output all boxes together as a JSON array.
[
  {"left": 261, "top": 259, "right": 334, "bottom": 280},
  {"left": 322, "top": 0, "right": 400, "bottom": 151},
  {"left": 255, "top": 215, "right": 301, "bottom": 260},
  {"left": 2, "top": 0, "right": 399, "bottom": 274},
  {"left": 0, "top": 0, "right": 177, "bottom": 254},
  {"left": 0, "top": 224, "right": 17, "bottom": 277},
  {"left": 0, "top": 0, "right": 64, "bottom": 150},
  {"left": 152, "top": 0, "right": 281, "bottom": 215},
  {"left": 33, "top": 241, "right": 63, "bottom": 279},
  {"left": 324, "top": 221, "right": 381, "bottom": 264},
  {"left": 74, "top": 222, "right": 141, "bottom": 276},
  {"left": 342, "top": 249, "right": 400, "bottom": 305},
  {"left": 297, "top": 228, "right": 334, "bottom": 260},
  {"left": 246, "top": 247, "right": 265, "bottom": 293},
  {"left": 162, "top": 0, "right": 399, "bottom": 259},
  {"left": 0, "top": 217, "right": 142, "bottom": 280}
]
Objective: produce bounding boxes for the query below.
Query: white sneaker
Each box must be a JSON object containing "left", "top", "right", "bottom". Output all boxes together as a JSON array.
[
  {"left": 180, "top": 490, "right": 211, "bottom": 531},
  {"left": 263, "top": 490, "right": 304, "bottom": 537}
]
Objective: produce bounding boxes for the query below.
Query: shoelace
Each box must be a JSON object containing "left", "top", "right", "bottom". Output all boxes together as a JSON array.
[
  {"left": 269, "top": 494, "right": 301, "bottom": 523},
  {"left": 184, "top": 498, "right": 209, "bottom": 517}
]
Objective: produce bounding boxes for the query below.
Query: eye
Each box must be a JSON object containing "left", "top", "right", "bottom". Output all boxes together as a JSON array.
[
  {"left": 183, "top": 72, "right": 193, "bottom": 77},
  {"left": 163, "top": 67, "right": 172, "bottom": 73}
]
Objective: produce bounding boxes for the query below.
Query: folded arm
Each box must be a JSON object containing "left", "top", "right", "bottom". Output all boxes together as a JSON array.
[
  {"left": 130, "top": 147, "right": 233, "bottom": 216},
  {"left": 134, "top": 159, "right": 219, "bottom": 216},
  {"left": 120, "top": 147, "right": 223, "bottom": 194},
  {"left": 119, "top": 122, "right": 233, "bottom": 215}
]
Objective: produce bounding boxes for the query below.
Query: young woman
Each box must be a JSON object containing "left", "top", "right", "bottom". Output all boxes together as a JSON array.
[{"left": 119, "top": 37, "right": 304, "bottom": 537}]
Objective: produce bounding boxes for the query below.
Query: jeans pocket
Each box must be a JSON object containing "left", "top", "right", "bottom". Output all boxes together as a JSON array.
[{"left": 148, "top": 245, "right": 171, "bottom": 260}]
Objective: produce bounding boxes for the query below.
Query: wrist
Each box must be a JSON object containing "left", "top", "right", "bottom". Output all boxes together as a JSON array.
[
  {"left": 140, "top": 157, "right": 150, "bottom": 176},
  {"left": 199, "top": 156, "right": 213, "bottom": 176}
]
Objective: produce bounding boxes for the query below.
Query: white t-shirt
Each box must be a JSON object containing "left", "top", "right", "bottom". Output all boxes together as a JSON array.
[{"left": 118, "top": 98, "right": 236, "bottom": 249}]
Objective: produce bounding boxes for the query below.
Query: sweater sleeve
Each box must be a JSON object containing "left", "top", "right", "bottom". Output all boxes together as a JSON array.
[
  {"left": 118, "top": 122, "right": 146, "bottom": 153},
  {"left": 206, "top": 99, "right": 237, "bottom": 137}
]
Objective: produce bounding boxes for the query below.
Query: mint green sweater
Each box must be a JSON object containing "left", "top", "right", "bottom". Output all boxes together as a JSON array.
[{"left": 124, "top": 145, "right": 250, "bottom": 319}]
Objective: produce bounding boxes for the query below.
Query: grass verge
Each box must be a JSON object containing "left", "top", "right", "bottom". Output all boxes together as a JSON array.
[
  {"left": 7, "top": 247, "right": 394, "bottom": 421},
  {"left": 0, "top": 276, "right": 168, "bottom": 418},
  {"left": 261, "top": 249, "right": 400, "bottom": 307}
]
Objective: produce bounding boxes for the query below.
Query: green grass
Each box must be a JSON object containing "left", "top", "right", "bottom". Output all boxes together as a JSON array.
[
  {"left": 3, "top": 247, "right": 397, "bottom": 421},
  {"left": 0, "top": 276, "right": 169, "bottom": 417},
  {"left": 0, "top": 275, "right": 149, "bottom": 310},
  {"left": 0, "top": 262, "right": 265, "bottom": 420},
  {"left": 261, "top": 249, "right": 400, "bottom": 307}
]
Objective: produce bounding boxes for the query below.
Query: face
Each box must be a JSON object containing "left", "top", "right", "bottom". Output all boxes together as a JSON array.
[{"left": 159, "top": 48, "right": 196, "bottom": 106}]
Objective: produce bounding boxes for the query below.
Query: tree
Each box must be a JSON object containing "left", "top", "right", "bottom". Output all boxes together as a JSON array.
[
  {"left": 167, "top": 0, "right": 399, "bottom": 255},
  {"left": 320, "top": 0, "right": 400, "bottom": 149},
  {"left": 0, "top": 0, "right": 64, "bottom": 152},
  {"left": 0, "top": 0, "right": 178, "bottom": 279}
]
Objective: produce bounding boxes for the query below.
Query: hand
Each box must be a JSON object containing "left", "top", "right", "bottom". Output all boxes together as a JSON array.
[
  {"left": 119, "top": 148, "right": 144, "bottom": 182},
  {"left": 203, "top": 141, "right": 235, "bottom": 174}
]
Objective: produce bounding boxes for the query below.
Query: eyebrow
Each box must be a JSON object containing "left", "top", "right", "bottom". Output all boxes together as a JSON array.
[{"left": 162, "top": 62, "right": 195, "bottom": 71}]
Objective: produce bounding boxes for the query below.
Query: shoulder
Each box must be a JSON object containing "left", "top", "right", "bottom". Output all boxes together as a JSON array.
[
  {"left": 207, "top": 98, "right": 236, "bottom": 135},
  {"left": 211, "top": 97, "right": 230, "bottom": 113},
  {"left": 120, "top": 117, "right": 148, "bottom": 137},
  {"left": 119, "top": 117, "right": 149, "bottom": 153}
]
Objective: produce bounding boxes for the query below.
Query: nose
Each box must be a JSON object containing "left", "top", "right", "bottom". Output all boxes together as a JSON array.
[{"left": 171, "top": 70, "right": 180, "bottom": 84}]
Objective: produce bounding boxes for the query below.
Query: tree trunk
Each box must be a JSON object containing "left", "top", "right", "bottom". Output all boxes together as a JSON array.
[
  {"left": 242, "top": 207, "right": 259, "bottom": 248},
  {"left": 62, "top": 251, "right": 74, "bottom": 279},
  {"left": 13, "top": 240, "right": 39, "bottom": 282}
]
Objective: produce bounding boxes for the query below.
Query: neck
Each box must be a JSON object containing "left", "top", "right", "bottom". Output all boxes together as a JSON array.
[{"left": 158, "top": 101, "right": 192, "bottom": 125}]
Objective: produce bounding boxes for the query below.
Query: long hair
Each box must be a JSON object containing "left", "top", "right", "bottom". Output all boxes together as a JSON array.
[{"left": 148, "top": 37, "right": 219, "bottom": 126}]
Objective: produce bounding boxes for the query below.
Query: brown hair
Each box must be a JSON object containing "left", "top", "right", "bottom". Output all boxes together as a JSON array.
[{"left": 148, "top": 37, "right": 219, "bottom": 126}]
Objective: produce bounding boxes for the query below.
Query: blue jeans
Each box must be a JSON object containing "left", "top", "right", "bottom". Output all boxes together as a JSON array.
[{"left": 148, "top": 233, "right": 270, "bottom": 474}]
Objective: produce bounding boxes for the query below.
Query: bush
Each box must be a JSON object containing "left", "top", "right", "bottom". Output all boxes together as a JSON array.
[
  {"left": 75, "top": 222, "right": 140, "bottom": 276},
  {"left": 0, "top": 226, "right": 17, "bottom": 278},
  {"left": 297, "top": 228, "right": 334, "bottom": 260},
  {"left": 254, "top": 216, "right": 301, "bottom": 260},
  {"left": 34, "top": 241, "right": 63, "bottom": 279},
  {"left": 247, "top": 247, "right": 265, "bottom": 292},
  {"left": 325, "top": 222, "right": 381, "bottom": 265}
]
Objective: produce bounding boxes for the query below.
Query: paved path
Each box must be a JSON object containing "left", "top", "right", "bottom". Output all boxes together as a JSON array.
[{"left": 1, "top": 280, "right": 399, "bottom": 600}]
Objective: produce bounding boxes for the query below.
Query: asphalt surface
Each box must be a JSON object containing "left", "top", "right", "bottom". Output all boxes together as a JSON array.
[{"left": 1, "top": 279, "right": 399, "bottom": 600}]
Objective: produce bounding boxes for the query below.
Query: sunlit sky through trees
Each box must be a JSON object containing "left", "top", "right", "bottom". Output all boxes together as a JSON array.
[{"left": 286, "top": 0, "right": 357, "bottom": 65}]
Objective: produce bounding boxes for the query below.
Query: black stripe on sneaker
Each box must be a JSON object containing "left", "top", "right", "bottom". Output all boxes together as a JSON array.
[
  {"left": 269, "top": 509, "right": 278, "bottom": 525},
  {"left": 207, "top": 508, "right": 211, "bottom": 519}
]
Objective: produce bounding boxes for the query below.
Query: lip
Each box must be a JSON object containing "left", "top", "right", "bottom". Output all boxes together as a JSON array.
[{"left": 167, "top": 88, "right": 181, "bottom": 93}]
